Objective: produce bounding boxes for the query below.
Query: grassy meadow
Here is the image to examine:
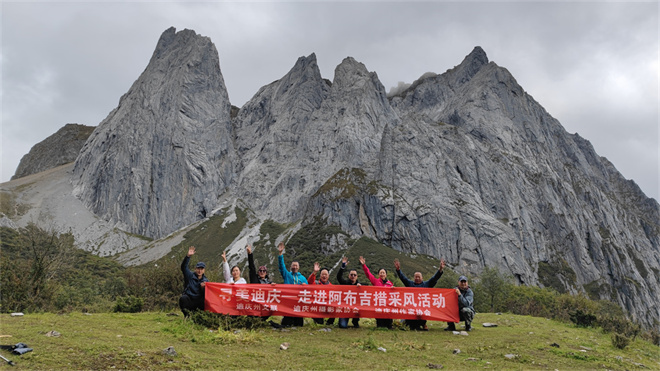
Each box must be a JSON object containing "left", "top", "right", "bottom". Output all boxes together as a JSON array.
[{"left": 1, "top": 311, "right": 658, "bottom": 370}]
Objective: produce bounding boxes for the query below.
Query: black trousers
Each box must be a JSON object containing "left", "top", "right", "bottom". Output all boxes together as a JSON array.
[
  {"left": 313, "top": 317, "right": 336, "bottom": 325},
  {"left": 281, "top": 316, "right": 304, "bottom": 327},
  {"left": 376, "top": 318, "right": 393, "bottom": 328},
  {"left": 179, "top": 294, "right": 204, "bottom": 316},
  {"left": 405, "top": 319, "right": 426, "bottom": 330}
]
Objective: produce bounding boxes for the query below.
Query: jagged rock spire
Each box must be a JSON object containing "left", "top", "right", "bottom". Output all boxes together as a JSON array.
[{"left": 72, "top": 27, "right": 234, "bottom": 239}]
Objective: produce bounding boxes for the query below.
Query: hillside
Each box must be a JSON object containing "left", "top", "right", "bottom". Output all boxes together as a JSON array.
[{"left": 0, "top": 312, "right": 657, "bottom": 370}]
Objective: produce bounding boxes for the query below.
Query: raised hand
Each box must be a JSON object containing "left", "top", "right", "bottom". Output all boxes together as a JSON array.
[
  {"left": 359, "top": 256, "right": 365, "bottom": 265},
  {"left": 393, "top": 258, "right": 401, "bottom": 271},
  {"left": 277, "top": 242, "right": 285, "bottom": 255},
  {"left": 187, "top": 246, "right": 196, "bottom": 257},
  {"left": 342, "top": 256, "right": 349, "bottom": 265},
  {"left": 313, "top": 262, "right": 320, "bottom": 273},
  {"left": 222, "top": 251, "right": 227, "bottom": 262},
  {"left": 439, "top": 258, "right": 446, "bottom": 271},
  {"left": 246, "top": 245, "right": 252, "bottom": 254}
]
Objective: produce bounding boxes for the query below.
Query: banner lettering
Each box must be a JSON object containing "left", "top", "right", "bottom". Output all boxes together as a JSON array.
[{"left": 205, "top": 283, "right": 459, "bottom": 322}]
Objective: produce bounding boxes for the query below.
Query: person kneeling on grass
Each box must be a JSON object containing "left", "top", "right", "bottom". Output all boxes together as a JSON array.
[
  {"left": 445, "top": 275, "right": 475, "bottom": 332},
  {"left": 179, "top": 246, "right": 209, "bottom": 317}
]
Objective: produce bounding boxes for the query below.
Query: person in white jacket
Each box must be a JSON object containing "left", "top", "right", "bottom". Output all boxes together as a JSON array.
[{"left": 222, "top": 251, "right": 247, "bottom": 284}]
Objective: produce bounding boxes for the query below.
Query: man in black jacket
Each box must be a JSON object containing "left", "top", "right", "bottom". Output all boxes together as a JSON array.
[
  {"left": 336, "top": 256, "right": 362, "bottom": 328},
  {"left": 394, "top": 258, "right": 446, "bottom": 330},
  {"left": 179, "top": 246, "right": 209, "bottom": 317}
]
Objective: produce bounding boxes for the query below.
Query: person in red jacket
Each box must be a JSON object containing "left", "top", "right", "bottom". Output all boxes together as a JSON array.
[
  {"left": 359, "top": 256, "right": 394, "bottom": 329},
  {"left": 308, "top": 262, "right": 335, "bottom": 326}
]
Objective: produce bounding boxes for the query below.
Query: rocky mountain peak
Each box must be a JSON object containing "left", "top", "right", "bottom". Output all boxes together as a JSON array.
[
  {"left": 72, "top": 27, "right": 234, "bottom": 239},
  {"left": 451, "top": 45, "right": 489, "bottom": 84}
]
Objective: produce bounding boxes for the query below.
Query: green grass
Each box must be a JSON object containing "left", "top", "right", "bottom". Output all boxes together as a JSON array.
[
  {"left": 159, "top": 207, "right": 249, "bottom": 271},
  {"left": 0, "top": 312, "right": 657, "bottom": 370}
]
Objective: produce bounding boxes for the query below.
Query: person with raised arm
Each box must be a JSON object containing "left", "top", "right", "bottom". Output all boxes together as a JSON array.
[
  {"left": 336, "top": 256, "right": 362, "bottom": 328},
  {"left": 308, "top": 262, "right": 335, "bottom": 326},
  {"left": 179, "top": 246, "right": 209, "bottom": 317},
  {"left": 359, "top": 255, "right": 394, "bottom": 329},
  {"left": 246, "top": 245, "right": 280, "bottom": 327},
  {"left": 246, "top": 245, "right": 272, "bottom": 284},
  {"left": 394, "top": 258, "right": 446, "bottom": 330},
  {"left": 277, "top": 241, "right": 307, "bottom": 327},
  {"left": 222, "top": 250, "right": 246, "bottom": 284}
]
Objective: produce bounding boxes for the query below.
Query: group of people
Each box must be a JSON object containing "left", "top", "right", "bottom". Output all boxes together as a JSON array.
[{"left": 179, "top": 243, "right": 475, "bottom": 331}]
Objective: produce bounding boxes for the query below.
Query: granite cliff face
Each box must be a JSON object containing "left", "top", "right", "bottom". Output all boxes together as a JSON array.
[
  {"left": 72, "top": 27, "right": 234, "bottom": 239},
  {"left": 63, "top": 29, "right": 658, "bottom": 326},
  {"left": 12, "top": 123, "right": 94, "bottom": 180},
  {"left": 302, "top": 47, "right": 660, "bottom": 326},
  {"left": 231, "top": 54, "right": 398, "bottom": 221}
]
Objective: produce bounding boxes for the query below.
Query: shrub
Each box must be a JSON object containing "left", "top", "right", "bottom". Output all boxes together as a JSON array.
[
  {"left": 569, "top": 309, "right": 597, "bottom": 328},
  {"left": 504, "top": 285, "right": 558, "bottom": 318},
  {"left": 611, "top": 333, "right": 631, "bottom": 349},
  {"left": 646, "top": 328, "right": 660, "bottom": 346},
  {"left": 598, "top": 315, "right": 641, "bottom": 340},
  {"left": 473, "top": 266, "right": 513, "bottom": 313},
  {"left": 114, "top": 296, "right": 143, "bottom": 313}
]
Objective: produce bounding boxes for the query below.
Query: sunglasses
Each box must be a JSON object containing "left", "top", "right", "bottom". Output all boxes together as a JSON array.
[
  {"left": 349, "top": 274, "right": 357, "bottom": 276},
  {"left": 258, "top": 269, "right": 267, "bottom": 272}
]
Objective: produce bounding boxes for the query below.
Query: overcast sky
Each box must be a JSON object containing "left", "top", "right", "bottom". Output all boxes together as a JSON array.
[{"left": 2, "top": 1, "right": 658, "bottom": 201}]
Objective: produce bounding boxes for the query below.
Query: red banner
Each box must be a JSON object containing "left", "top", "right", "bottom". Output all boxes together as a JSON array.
[{"left": 205, "top": 283, "right": 459, "bottom": 322}]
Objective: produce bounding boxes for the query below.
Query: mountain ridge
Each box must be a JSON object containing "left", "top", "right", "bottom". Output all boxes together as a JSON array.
[{"left": 2, "top": 27, "right": 658, "bottom": 327}]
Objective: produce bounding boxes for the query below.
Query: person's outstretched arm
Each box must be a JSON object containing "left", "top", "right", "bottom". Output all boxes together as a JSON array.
[
  {"left": 247, "top": 245, "right": 258, "bottom": 283},
  {"left": 359, "top": 256, "right": 377, "bottom": 285}
]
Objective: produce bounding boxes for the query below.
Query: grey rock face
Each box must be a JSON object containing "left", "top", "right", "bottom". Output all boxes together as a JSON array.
[
  {"left": 72, "top": 27, "right": 234, "bottom": 239},
  {"left": 63, "top": 28, "right": 658, "bottom": 327},
  {"left": 12, "top": 123, "right": 94, "bottom": 180},
  {"left": 232, "top": 54, "right": 398, "bottom": 221},
  {"left": 305, "top": 47, "right": 659, "bottom": 327}
]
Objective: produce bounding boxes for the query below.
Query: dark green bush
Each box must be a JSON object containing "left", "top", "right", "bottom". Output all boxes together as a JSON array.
[
  {"left": 114, "top": 296, "right": 144, "bottom": 313},
  {"left": 504, "top": 285, "right": 558, "bottom": 318},
  {"left": 646, "top": 328, "right": 660, "bottom": 346},
  {"left": 611, "top": 333, "right": 631, "bottom": 349},
  {"left": 570, "top": 309, "right": 597, "bottom": 328},
  {"left": 598, "top": 315, "right": 641, "bottom": 340},
  {"left": 473, "top": 266, "right": 513, "bottom": 313}
]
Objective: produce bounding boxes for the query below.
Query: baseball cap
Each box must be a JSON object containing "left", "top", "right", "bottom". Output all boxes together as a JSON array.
[
  {"left": 458, "top": 275, "right": 468, "bottom": 282},
  {"left": 196, "top": 262, "right": 206, "bottom": 269}
]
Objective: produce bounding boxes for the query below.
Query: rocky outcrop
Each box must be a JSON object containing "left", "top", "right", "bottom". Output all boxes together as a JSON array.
[
  {"left": 12, "top": 123, "right": 94, "bottom": 180},
  {"left": 72, "top": 27, "right": 234, "bottom": 239}
]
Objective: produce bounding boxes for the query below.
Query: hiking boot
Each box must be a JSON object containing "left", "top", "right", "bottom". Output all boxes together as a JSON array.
[
  {"left": 465, "top": 323, "right": 472, "bottom": 331},
  {"left": 444, "top": 323, "right": 456, "bottom": 331}
]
